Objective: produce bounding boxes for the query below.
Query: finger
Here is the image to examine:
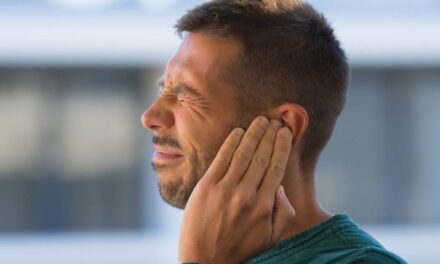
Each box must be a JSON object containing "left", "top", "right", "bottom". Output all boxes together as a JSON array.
[
  {"left": 271, "top": 185, "right": 296, "bottom": 244},
  {"left": 221, "top": 116, "right": 269, "bottom": 186},
  {"left": 239, "top": 119, "right": 282, "bottom": 191},
  {"left": 259, "top": 127, "right": 292, "bottom": 195},
  {"left": 203, "top": 128, "right": 245, "bottom": 184}
]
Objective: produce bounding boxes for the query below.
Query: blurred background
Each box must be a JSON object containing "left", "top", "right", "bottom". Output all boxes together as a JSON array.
[{"left": 0, "top": 0, "right": 439, "bottom": 263}]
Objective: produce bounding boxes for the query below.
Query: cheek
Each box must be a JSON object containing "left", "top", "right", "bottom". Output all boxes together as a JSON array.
[
  {"left": 174, "top": 110, "right": 206, "bottom": 153},
  {"left": 174, "top": 106, "right": 236, "bottom": 158},
  {"left": 176, "top": 113, "right": 225, "bottom": 154}
]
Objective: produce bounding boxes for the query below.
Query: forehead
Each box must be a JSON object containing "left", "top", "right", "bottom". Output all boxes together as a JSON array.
[{"left": 164, "top": 32, "right": 241, "bottom": 96}]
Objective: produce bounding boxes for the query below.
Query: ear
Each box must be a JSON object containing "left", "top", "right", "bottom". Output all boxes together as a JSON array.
[{"left": 267, "top": 103, "right": 308, "bottom": 148}]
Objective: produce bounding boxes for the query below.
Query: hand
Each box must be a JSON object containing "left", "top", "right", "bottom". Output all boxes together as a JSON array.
[{"left": 179, "top": 116, "right": 296, "bottom": 264}]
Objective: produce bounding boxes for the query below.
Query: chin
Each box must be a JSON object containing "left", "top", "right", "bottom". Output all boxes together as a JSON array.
[
  {"left": 153, "top": 156, "right": 206, "bottom": 209},
  {"left": 153, "top": 167, "right": 185, "bottom": 207},
  {"left": 158, "top": 179, "right": 188, "bottom": 209},
  {"left": 156, "top": 170, "right": 200, "bottom": 209}
]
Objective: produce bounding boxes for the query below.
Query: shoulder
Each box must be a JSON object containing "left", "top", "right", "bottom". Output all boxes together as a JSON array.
[{"left": 337, "top": 246, "right": 407, "bottom": 264}]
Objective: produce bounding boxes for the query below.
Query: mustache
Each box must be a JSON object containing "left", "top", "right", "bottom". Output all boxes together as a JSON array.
[{"left": 152, "top": 135, "right": 182, "bottom": 150}]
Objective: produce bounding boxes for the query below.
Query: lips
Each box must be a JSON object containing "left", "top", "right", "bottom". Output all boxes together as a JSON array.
[
  {"left": 155, "top": 152, "right": 183, "bottom": 158},
  {"left": 153, "top": 145, "right": 184, "bottom": 162}
]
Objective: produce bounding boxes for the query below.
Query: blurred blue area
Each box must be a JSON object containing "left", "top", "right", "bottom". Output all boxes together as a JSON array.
[{"left": 0, "top": 0, "right": 439, "bottom": 263}]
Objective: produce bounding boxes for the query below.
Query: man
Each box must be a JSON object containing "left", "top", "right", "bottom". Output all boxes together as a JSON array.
[{"left": 142, "top": 0, "right": 406, "bottom": 263}]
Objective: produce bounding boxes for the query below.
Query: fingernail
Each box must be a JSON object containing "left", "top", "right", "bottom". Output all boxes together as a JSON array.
[
  {"left": 235, "top": 128, "right": 245, "bottom": 136},
  {"left": 279, "top": 127, "right": 291, "bottom": 138},
  {"left": 259, "top": 117, "right": 269, "bottom": 128},
  {"left": 271, "top": 120, "right": 282, "bottom": 129}
]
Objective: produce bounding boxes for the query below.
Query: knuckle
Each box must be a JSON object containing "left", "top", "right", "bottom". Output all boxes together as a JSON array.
[
  {"left": 214, "top": 182, "right": 231, "bottom": 197},
  {"left": 217, "top": 193, "right": 229, "bottom": 205},
  {"left": 216, "top": 181, "right": 231, "bottom": 193},
  {"left": 231, "top": 191, "right": 254, "bottom": 208},
  {"left": 253, "top": 153, "right": 271, "bottom": 166},
  {"left": 236, "top": 149, "right": 252, "bottom": 161},
  {"left": 261, "top": 134, "right": 276, "bottom": 145},
  {"left": 255, "top": 203, "right": 272, "bottom": 219},
  {"left": 270, "top": 163, "right": 286, "bottom": 176}
]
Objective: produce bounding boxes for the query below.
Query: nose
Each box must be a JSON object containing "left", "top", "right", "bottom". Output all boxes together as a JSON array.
[{"left": 141, "top": 99, "right": 174, "bottom": 133}]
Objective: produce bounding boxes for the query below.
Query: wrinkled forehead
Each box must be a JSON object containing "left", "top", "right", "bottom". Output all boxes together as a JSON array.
[{"left": 164, "top": 32, "right": 242, "bottom": 97}]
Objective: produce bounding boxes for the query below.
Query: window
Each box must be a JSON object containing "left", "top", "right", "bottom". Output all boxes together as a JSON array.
[{"left": 0, "top": 68, "right": 153, "bottom": 231}]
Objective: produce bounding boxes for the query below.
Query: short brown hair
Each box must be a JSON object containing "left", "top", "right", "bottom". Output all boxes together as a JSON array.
[{"left": 176, "top": 0, "right": 349, "bottom": 169}]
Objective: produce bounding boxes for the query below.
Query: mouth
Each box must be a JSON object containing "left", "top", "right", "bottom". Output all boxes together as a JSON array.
[{"left": 152, "top": 145, "right": 185, "bottom": 163}]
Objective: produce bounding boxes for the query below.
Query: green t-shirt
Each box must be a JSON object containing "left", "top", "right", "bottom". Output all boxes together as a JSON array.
[{"left": 247, "top": 214, "right": 406, "bottom": 264}]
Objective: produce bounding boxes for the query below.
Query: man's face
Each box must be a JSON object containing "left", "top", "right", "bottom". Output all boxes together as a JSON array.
[{"left": 141, "top": 33, "right": 245, "bottom": 209}]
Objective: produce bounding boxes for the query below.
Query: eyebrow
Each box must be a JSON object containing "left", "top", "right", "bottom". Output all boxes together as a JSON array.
[{"left": 157, "top": 76, "right": 203, "bottom": 97}]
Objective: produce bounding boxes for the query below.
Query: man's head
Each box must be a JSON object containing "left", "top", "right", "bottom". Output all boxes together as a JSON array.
[{"left": 142, "top": 0, "right": 349, "bottom": 208}]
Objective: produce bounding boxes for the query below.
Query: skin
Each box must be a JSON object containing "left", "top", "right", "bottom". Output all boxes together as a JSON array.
[
  {"left": 142, "top": 32, "right": 332, "bottom": 263},
  {"left": 142, "top": 33, "right": 242, "bottom": 208}
]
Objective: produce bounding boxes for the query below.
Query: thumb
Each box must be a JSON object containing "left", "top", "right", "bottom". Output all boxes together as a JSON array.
[{"left": 271, "top": 185, "right": 296, "bottom": 244}]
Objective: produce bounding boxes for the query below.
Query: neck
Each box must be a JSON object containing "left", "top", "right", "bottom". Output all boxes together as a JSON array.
[{"left": 279, "top": 162, "right": 332, "bottom": 240}]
